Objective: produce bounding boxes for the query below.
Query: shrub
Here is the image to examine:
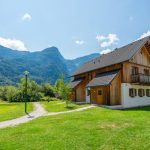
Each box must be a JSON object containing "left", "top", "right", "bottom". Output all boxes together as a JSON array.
[
  {"left": 41, "top": 83, "right": 55, "bottom": 97},
  {"left": 41, "top": 96, "right": 52, "bottom": 102}
]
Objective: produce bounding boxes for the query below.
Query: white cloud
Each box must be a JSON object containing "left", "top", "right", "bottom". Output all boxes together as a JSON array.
[
  {"left": 139, "top": 31, "right": 150, "bottom": 39},
  {"left": 75, "top": 40, "right": 85, "bottom": 45},
  {"left": 22, "top": 13, "right": 32, "bottom": 21},
  {"left": 96, "top": 35, "right": 106, "bottom": 41},
  {"left": 0, "top": 37, "right": 27, "bottom": 51},
  {"left": 100, "top": 49, "right": 112, "bottom": 55},
  {"left": 96, "top": 34, "right": 119, "bottom": 48}
]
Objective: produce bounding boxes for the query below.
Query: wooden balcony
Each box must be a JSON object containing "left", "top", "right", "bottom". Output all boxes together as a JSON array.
[{"left": 131, "top": 74, "right": 150, "bottom": 84}]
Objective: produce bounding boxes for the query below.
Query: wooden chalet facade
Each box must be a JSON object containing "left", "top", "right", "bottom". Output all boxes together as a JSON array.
[{"left": 70, "top": 36, "right": 150, "bottom": 108}]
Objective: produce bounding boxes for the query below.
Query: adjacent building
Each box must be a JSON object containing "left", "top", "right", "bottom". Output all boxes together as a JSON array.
[{"left": 70, "top": 36, "right": 150, "bottom": 108}]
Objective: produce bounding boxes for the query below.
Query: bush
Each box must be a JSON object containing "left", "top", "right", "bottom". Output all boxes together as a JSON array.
[
  {"left": 41, "top": 96, "right": 52, "bottom": 102},
  {"left": 41, "top": 83, "right": 55, "bottom": 97}
]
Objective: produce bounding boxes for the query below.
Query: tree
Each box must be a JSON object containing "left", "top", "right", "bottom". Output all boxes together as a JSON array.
[
  {"left": 0, "top": 86, "right": 22, "bottom": 102},
  {"left": 54, "top": 78, "right": 64, "bottom": 98},
  {"left": 54, "top": 76, "right": 72, "bottom": 107},
  {"left": 5, "top": 86, "right": 18, "bottom": 102},
  {"left": 41, "top": 83, "right": 55, "bottom": 97},
  {"left": 61, "top": 83, "right": 72, "bottom": 107},
  {"left": 18, "top": 77, "right": 41, "bottom": 102},
  {"left": 0, "top": 86, "right": 8, "bottom": 101}
]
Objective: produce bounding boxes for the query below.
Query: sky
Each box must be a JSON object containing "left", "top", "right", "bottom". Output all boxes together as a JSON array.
[{"left": 0, "top": 0, "right": 149, "bottom": 59}]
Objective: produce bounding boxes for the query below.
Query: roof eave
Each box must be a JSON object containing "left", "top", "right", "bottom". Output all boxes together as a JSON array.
[{"left": 73, "top": 61, "right": 126, "bottom": 76}]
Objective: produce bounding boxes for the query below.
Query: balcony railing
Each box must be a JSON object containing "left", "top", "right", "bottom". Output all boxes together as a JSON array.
[{"left": 131, "top": 74, "right": 150, "bottom": 84}]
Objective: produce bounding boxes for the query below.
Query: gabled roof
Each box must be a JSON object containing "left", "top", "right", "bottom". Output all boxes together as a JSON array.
[
  {"left": 74, "top": 36, "right": 150, "bottom": 76},
  {"left": 87, "top": 70, "right": 119, "bottom": 87},
  {"left": 70, "top": 78, "right": 84, "bottom": 88}
]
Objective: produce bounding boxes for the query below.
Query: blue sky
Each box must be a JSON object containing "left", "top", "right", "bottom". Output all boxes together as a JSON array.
[{"left": 0, "top": 0, "right": 149, "bottom": 59}]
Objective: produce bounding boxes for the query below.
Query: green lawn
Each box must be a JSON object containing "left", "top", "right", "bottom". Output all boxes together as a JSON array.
[
  {"left": 0, "top": 101, "right": 33, "bottom": 122},
  {"left": 0, "top": 106, "right": 150, "bottom": 150},
  {"left": 41, "top": 100, "right": 89, "bottom": 112}
]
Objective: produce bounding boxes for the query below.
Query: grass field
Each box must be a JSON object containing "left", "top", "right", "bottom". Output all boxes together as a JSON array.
[
  {"left": 0, "top": 101, "right": 33, "bottom": 122},
  {"left": 41, "top": 100, "right": 89, "bottom": 112},
  {"left": 0, "top": 106, "right": 149, "bottom": 150}
]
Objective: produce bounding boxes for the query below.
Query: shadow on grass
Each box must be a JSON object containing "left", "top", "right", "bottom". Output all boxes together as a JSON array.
[
  {"left": 25, "top": 112, "right": 35, "bottom": 118},
  {"left": 122, "top": 106, "right": 150, "bottom": 111},
  {"left": 64, "top": 106, "right": 76, "bottom": 110}
]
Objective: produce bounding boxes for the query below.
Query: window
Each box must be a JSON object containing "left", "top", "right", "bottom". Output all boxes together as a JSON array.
[
  {"left": 146, "top": 89, "right": 150, "bottom": 97},
  {"left": 132, "top": 67, "right": 138, "bottom": 75},
  {"left": 138, "top": 89, "right": 145, "bottom": 97},
  {"left": 98, "top": 90, "right": 102, "bottom": 95},
  {"left": 144, "top": 69, "right": 149, "bottom": 75},
  {"left": 129, "top": 88, "right": 137, "bottom": 97}
]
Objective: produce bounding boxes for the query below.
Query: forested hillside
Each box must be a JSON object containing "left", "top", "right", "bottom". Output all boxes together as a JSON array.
[{"left": 0, "top": 45, "right": 100, "bottom": 85}]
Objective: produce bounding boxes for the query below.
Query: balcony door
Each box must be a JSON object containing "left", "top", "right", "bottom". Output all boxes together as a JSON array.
[
  {"left": 132, "top": 66, "right": 138, "bottom": 75},
  {"left": 144, "top": 69, "right": 149, "bottom": 75},
  {"left": 131, "top": 66, "right": 139, "bottom": 83}
]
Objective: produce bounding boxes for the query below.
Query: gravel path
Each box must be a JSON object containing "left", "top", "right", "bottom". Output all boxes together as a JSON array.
[
  {"left": 45, "top": 105, "right": 95, "bottom": 116},
  {"left": 0, "top": 103, "right": 95, "bottom": 129}
]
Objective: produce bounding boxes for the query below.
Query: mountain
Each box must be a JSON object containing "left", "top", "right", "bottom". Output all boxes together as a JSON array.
[
  {"left": 0, "top": 45, "right": 100, "bottom": 85},
  {"left": 66, "top": 53, "right": 100, "bottom": 74}
]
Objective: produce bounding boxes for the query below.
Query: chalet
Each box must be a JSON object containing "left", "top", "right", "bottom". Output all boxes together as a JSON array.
[{"left": 70, "top": 36, "right": 150, "bottom": 108}]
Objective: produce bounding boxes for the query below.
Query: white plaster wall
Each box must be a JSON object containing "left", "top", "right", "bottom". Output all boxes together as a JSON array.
[
  {"left": 121, "top": 83, "right": 150, "bottom": 108},
  {"left": 86, "top": 88, "right": 91, "bottom": 103}
]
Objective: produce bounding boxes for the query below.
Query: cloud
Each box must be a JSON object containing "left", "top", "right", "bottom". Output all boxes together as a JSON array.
[
  {"left": 96, "top": 35, "right": 106, "bottom": 41},
  {"left": 100, "top": 49, "right": 112, "bottom": 55},
  {"left": 96, "top": 34, "right": 119, "bottom": 48},
  {"left": 22, "top": 13, "right": 32, "bottom": 21},
  {"left": 75, "top": 40, "right": 85, "bottom": 45},
  {"left": 0, "top": 37, "right": 27, "bottom": 51},
  {"left": 138, "top": 31, "right": 150, "bottom": 39}
]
